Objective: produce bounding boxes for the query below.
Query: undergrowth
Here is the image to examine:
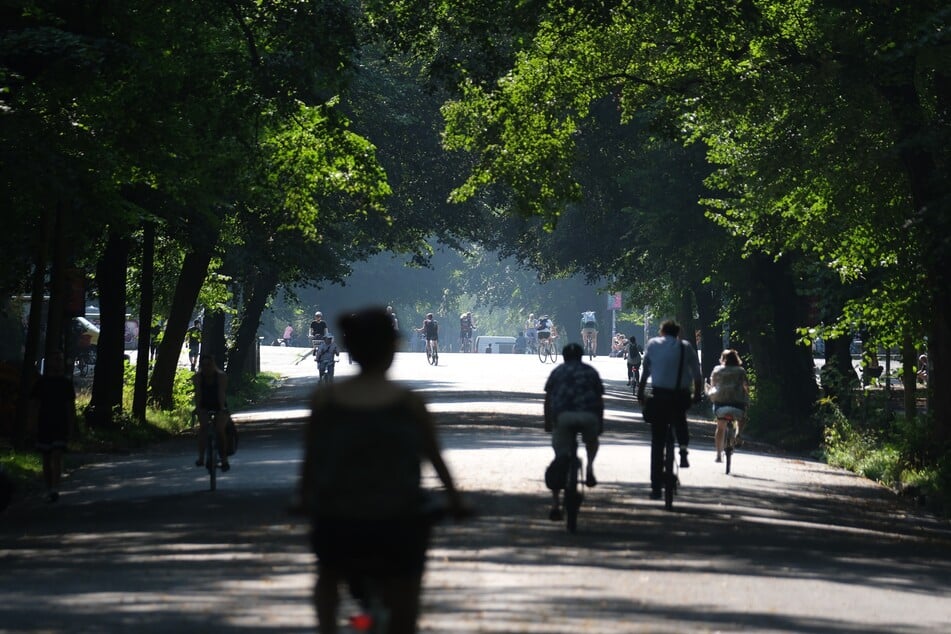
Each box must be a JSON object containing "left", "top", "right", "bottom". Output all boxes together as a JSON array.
[
  {"left": 1, "top": 366, "right": 279, "bottom": 502},
  {"left": 816, "top": 393, "right": 949, "bottom": 515}
]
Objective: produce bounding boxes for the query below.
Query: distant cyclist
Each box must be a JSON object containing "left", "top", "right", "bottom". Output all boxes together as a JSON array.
[
  {"left": 193, "top": 353, "right": 230, "bottom": 472},
  {"left": 544, "top": 343, "right": 604, "bottom": 521},
  {"left": 580, "top": 310, "right": 598, "bottom": 357},
  {"left": 310, "top": 312, "right": 329, "bottom": 347},
  {"left": 524, "top": 313, "right": 537, "bottom": 353},
  {"left": 459, "top": 311, "right": 476, "bottom": 352},
  {"left": 626, "top": 337, "right": 642, "bottom": 385},
  {"left": 536, "top": 314, "right": 552, "bottom": 344},
  {"left": 707, "top": 349, "right": 749, "bottom": 462},
  {"left": 417, "top": 313, "right": 439, "bottom": 356}
]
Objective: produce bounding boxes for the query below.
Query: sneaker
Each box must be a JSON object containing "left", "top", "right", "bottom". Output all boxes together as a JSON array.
[
  {"left": 549, "top": 507, "right": 563, "bottom": 521},
  {"left": 45, "top": 491, "right": 59, "bottom": 503},
  {"left": 220, "top": 461, "right": 231, "bottom": 472},
  {"left": 649, "top": 489, "right": 662, "bottom": 500},
  {"left": 679, "top": 449, "right": 690, "bottom": 468},
  {"left": 195, "top": 459, "right": 205, "bottom": 467},
  {"left": 715, "top": 455, "right": 722, "bottom": 463}
]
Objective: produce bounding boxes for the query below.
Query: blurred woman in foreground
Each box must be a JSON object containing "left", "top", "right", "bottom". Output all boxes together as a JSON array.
[{"left": 299, "top": 307, "right": 466, "bottom": 633}]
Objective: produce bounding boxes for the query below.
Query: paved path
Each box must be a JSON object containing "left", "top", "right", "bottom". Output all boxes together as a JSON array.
[{"left": 2, "top": 346, "right": 950, "bottom": 633}]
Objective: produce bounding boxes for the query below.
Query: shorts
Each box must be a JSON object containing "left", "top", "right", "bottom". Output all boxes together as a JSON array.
[
  {"left": 311, "top": 515, "right": 430, "bottom": 578},
  {"left": 581, "top": 326, "right": 597, "bottom": 335},
  {"left": 537, "top": 332, "right": 551, "bottom": 340},
  {"left": 551, "top": 411, "right": 600, "bottom": 455}
]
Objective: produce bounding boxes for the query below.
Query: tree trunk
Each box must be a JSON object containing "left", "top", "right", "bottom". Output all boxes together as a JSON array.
[
  {"left": 694, "top": 284, "right": 720, "bottom": 380},
  {"left": 739, "top": 254, "right": 818, "bottom": 447},
  {"left": 823, "top": 335, "right": 857, "bottom": 417},
  {"left": 149, "top": 249, "right": 213, "bottom": 409},
  {"left": 203, "top": 309, "right": 226, "bottom": 370},
  {"left": 226, "top": 269, "right": 278, "bottom": 392},
  {"left": 86, "top": 231, "right": 131, "bottom": 429},
  {"left": 12, "top": 208, "right": 53, "bottom": 449},
  {"left": 132, "top": 222, "right": 155, "bottom": 422}
]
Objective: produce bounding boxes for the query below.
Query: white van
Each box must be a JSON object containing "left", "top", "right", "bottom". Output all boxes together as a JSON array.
[{"left": 474, "top": 335, "right": 517, "bottom": 354}]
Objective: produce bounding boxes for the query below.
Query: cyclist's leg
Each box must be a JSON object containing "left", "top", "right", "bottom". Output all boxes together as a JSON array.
[
  {"left": 380, "top": 573, "right": 423, "bottom": 634},
  {"left": 648, "top": 413, "right": 666, "bottom": 496},
  {"left": 579, "top": 417, "right": 600, "bottom": 486},
  {"left": 314, "top": 564, "right": 342, "bottom": 633},
  {"left": 714, "top": 415, "right": 726, "bottom": 461},
  {"left": 674, "top": 406, "right": 690, "bottom": 467},
  {"left": 195, "top": 409, "right": 211, "bottom": 465},
  {"left": 213, "top": 412, "right": 230, "bottom": 468}
]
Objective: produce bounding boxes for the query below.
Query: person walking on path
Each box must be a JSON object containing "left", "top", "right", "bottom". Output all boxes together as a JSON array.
[
  {"left": 283, "top": 323, "right": 295, "bottom": 347},
  {"left": 186, "top": 319, "right": 202, "bottom": 371},
  {"left": 637, "top": 319, "right": 703, "bottom": 499},
  {"left": 30, "top": 350, "right": 76, "bottom": 503},
  {"left": 298, "top": 307, "right": 466, "bottom": 633},
  {"left": 543, "top": 342, "right": 604, "bottom": 521}
]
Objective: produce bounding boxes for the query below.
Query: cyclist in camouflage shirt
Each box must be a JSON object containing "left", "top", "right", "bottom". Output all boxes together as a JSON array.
[{"left": 543, "top": 342, "right": 604, "bottom": 521}]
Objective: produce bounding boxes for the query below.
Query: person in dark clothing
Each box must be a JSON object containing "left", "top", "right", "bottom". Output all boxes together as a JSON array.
[
  {"left": 31, "top": 351, "right": 76, "bottom": 502},
  {"left": 299, "top": 307, "right": 466, "bottom": 634},
  {"left": 193, "top": 353, "right": 229, "bottom": 471},
  {"left": 637, "top": 320, "right": 703, "bottom": 499}
]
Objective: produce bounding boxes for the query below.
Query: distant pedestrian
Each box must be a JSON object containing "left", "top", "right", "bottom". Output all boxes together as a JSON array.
[
  {"left": 283, "top": 323, "right": 295, "bottom": 347},
  {"left": 186, "top": 319, "right": 202, "bottom": 371},
  {"left": 30, "top": 351, "right": 76, "bottom": 503}
]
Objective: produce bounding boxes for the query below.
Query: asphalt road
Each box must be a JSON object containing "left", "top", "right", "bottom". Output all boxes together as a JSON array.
[{"left": 2, "top": 346, "right": 950, "bottom": 633}]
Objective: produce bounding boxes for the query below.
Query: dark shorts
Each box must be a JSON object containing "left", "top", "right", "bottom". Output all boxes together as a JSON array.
[{"left": 311, "top": 515, "right": 430, "bottom": 578}]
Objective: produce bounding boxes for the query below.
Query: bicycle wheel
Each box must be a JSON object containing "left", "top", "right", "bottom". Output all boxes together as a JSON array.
[
  {"left": 663, "top": 425, "right": 675, "bottom": 510},
  {"left": 537, "top": 340, "right": 547, "bottom": 363},
  {"left": 207, "top": 430, "right": 217, "bottom": 492},
  {"left": 564, "top": 455, "right": 581, "bottom": 534},
  {"left": 426, "top": 344, "right": 434, "bottom": 365}
]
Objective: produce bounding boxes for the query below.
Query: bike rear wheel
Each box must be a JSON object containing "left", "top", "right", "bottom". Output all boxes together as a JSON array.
[
  {"left": 564, "top": 455, "right": 582, "bottom": 534},
  {"left": 663, "top": 425, "right": 675, "bottom": 510},
  {"left": 206, "top": 429, "right": 217, "bottom": 492},
  {"left": 537, "top": 341, "right": 547, "bottom": 363}
]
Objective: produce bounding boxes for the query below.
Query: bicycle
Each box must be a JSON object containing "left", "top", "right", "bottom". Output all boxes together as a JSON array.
[
  {"left": 203, "top": 409, "right": 222, "bottom": 491},
  {"left": 318, "top": 359, "right": 336, "bottom": 384},
  {"left": 537, "top": 337, "right": 557, "bottom": 364},
  {"left": 459, "top": 330, "right": 474, "bottom": 354},
  {"left": 715, "top": 406, "right": 745, "bottom": 475},
  {"left": 582, "top": 332, "right": 595, "bottom": 360},
  {"left": 562, "top": 433, "right": 585, "bottom": 534},
  {"left": 661, "top": 419, "right": 679, "bottom": 510},
  {"left": 629, "top": 366, "right": 641, "bottom": 396},
  {"left": 425, "top": 339, "right": 439, "bottom": 365},
  {"left": 75, "top": 347, "right": 96, "bottom": 377},
  {"left": 344, "top": 494, "right": 464, "bottom": 632}
]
